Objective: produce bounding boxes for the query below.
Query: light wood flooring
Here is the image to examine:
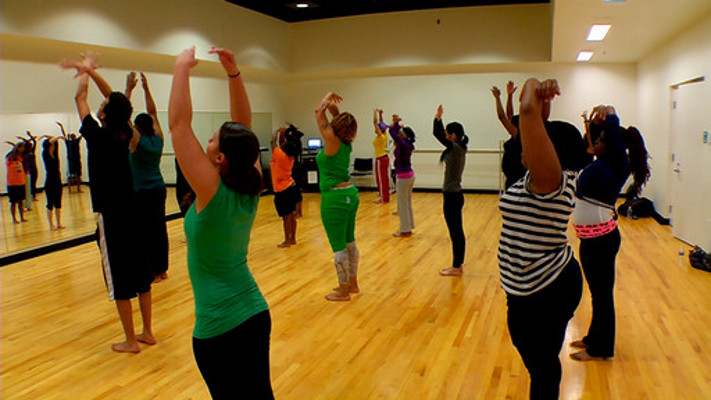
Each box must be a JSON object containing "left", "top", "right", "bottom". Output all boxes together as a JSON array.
[
  {"left": 0, "top": 186, "right": 180, "bottom": 256},
  {"left": 2, "top": 191, "right": 710, "bottom": 399}
]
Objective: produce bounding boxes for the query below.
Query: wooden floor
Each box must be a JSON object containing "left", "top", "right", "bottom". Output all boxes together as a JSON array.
[
  {"left": 0, "top": 186, "right": 181, "bottom": 256},
  {"left": 2, "top": 191, "right": 710, "bottom": 399}
]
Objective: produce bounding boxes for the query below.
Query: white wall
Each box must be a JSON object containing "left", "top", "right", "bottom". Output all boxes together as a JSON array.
[
  {"left": 638, "top": 12, "right": 711, "bottom": 217},
  {"left": 284, "top": 64, "right": 638, "bottom": 189}
]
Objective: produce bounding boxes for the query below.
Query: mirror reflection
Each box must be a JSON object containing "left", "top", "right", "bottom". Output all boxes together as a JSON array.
[{"left": 1, "top": 111, "right": 272, "bottom": 258}]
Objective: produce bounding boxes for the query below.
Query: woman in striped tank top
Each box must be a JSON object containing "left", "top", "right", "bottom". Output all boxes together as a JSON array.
[{"left": 498, "top": 78, "right": 590, "bottom": 400}]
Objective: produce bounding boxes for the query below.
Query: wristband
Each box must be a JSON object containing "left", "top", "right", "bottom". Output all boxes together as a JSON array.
[{"left": 228, "top": 71, "right": 241, "bottom": 78}]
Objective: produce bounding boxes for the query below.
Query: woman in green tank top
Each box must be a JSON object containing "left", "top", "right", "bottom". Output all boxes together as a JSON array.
[
  {"left": 315, "top": 92, "right": 362, "bottom": 302},
  {"left": 169, "top": 46, "right": 273, "bottom": 399}
]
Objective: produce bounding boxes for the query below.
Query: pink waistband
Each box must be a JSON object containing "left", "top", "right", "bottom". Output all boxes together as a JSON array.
[
  {"left": 396, "top": 171, "right": 414, "bottom": 179},
  {"left": 574, "top": 219, "right": 618, "bottom": 239}
]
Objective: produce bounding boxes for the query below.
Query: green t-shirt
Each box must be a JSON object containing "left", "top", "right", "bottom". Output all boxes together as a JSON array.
[
  {"left": 316, "top": 141, "right": 352, "bottom": 192},
  {"left": 184, "top": 182, "right": 268, "bottom": 339},
  {"left": 130, "top": 135, "right": 165, "bottom": 191}
]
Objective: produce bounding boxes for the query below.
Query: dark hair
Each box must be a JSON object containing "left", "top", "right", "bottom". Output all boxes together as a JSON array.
[
  {"left": 330, "top": 112, "right": 358, "bottom": 145},
  {"left": 134, "top": 113, "right": 155, "bottom": 136},
  {"left": 42, "top": 139, "right": 52, "bottom": 151},
  {"left": 402, "top": 126, "right": 416, "bottom": 143},
  {"left": 440, "top": 122, "right": 469, "bottom": 162},
  {"left": 218, "top": 122, "right": 264, "bottom": 196},
  {"left": 283, "top": 124, "right": 304, "bottom": 158},
  {"left": 511, "top": 115, "right": 520, "bottom": 128},
  {"left": 545, "top": 121, "right": 592, "bottom": 172},
  {"left": 621, "top": 126, "right": 650, "bottom": 197},
  {"left": 103, "top": 92, "right": 133, "bottom": 139}
]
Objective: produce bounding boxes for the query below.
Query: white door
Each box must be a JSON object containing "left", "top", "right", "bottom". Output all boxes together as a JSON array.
[{"left": 670, "top": 80, "right": 711, "bottom": 250}]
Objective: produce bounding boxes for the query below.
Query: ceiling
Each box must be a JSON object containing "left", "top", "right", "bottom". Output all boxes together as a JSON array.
[
  {"left": 226, "top": 0, "right": 711, "bottom": 63},
  {"left": 225, "top": 0, "right": 548, "bottom": 23}
]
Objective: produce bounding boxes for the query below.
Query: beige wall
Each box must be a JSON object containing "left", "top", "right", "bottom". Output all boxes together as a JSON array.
[
  {"left": 2, "top": 0, "right": 706, "bottom": 193},
  {"left": 638, "top": 13, "right": 711, "bottom": 217}
]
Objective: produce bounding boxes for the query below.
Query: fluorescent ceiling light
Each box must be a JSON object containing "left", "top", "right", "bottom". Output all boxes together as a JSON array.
[
  {"left": 296, "top": 2, "right": 309, "bottom": 8},
  {"left": 577, "top": 51, "right": 594, "bottom": 62},
  {"left": 603, "top": 0, "right": 626, "bottom": 3},
  {"left": 587, "top": 24, "right": 612, "bottom": 41}
]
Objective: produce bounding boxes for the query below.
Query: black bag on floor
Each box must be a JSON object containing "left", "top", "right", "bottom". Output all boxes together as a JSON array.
[{"left": 689, "top": 246, "right": 711, "bottom": 272}]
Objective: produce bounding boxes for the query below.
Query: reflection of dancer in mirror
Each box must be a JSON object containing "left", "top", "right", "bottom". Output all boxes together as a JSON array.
[
  {"left": 270, "top": 127, "right": 299, "bottom": 247},
  {"left": 315, "top": 92, "right": 361, "bottom": 301},
  {"left": 283, "top": 124, "right": 304, "bottom": 218},
  {"left": 62, "top": 51, "right": 155, "bottom": 354},
  {"left": 5, "top": 142, "right": 27, "bottom": 223},
  {"left": 57, "top": 121, "right": 84, "bottom": 193},
  {"left": 18, "top": 131, "right": 39, "bottom": 204},
  {"left": 169, "top": 46, "right": 274, "bottom": 398},
  {"left": 433, "top": 105, "right": 469, "bottom": 277},
  {"left": 125, "top": 71, "right": 170, "bottom": 283},
  {"left": 498, "top": 78, "right": 590, "bottom": 400},
  {"left": 42, "top": 135, "right": 67, "bottom": 230},
  {"left": 373, "top": 108, "right": 390, "bottom": 203}
]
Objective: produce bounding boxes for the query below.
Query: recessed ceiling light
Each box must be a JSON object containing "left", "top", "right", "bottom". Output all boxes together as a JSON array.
[
  {"left": 296, "top": 2, "right": 309, "bottom": 8},
  {"left": 577, "top": 51, "right": 594, "bottom": 62},
  {"left": 603, "top": 0, "right": 626, "bottom": 3},
  {"left": 587, "top": 24, "right": 612, "bottom": 41}
]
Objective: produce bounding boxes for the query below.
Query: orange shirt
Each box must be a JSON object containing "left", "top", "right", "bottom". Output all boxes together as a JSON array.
[
  {"left": 270, "top": 147, "right": 294, "bottom": 193},
  {"left": 6, "top": 157, "right": 26, "bottom": 186}
]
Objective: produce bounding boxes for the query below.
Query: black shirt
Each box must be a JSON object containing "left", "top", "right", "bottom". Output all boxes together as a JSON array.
[{"left": 80, "top": 115, "right": 134, "bottom": 212}]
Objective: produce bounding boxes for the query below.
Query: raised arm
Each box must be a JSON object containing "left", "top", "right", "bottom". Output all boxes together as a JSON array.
[
  {"left": 124, "top": 71, "right": 138, "bottom": 100},
  {"left": 433, "top": 105, "right": 451, "bottom": 148},
  {"left": 506, "top": 80, "right": 517, "bottom": 120},
  {"left": 56, "top": 122, "right": 67, "bottom": 138},
  {"left": 169, "top": 46, "right": 220, "bottom": 211},
  {"left": 492, "top": 86, "right": 518, "bottom": 138},
  {"left": 519, "top": 78, "right": 562, "bottom": 194},
  {"left": 315, "top": 92, "right": 343, "bottom": 156},
  {"left": 209, "top": 47, "right": 251, "bottom": 128},
  {"left": 140, "top": 72, "right": 164, "bottom": 140},
  {"left": 74, "top": 72, "right": 91, "bottom": 121},
  {"left": 581, "top": 110, "right": 594, "bottom": 154}
]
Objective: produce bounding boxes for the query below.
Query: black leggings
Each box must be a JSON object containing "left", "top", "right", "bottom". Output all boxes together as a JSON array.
[
  {"left": 443, "top": 191, "right": 465, "bottom": 268},
  {"left": 579, "top": 228, "right": 621, "bottom": 357},
  {"left": 507, "top": 259, "right": 582, "bottom": 400},
  {"left": 192, "top": 310, "right": 274, "bottom": 400}
]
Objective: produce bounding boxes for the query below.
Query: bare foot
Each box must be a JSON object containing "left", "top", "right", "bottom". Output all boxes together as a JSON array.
[
  {"left": 13, "top": 220, "right": 20, "bottom": 225},
  {"left": 570, "top": 350, "right": 612, "bottom": 361},
  {"left": 392, "top": 211, "right": 398, "bottom": 215},
  {"left": 111, "top": 341, "right": 140, "bottom": 353},
  {"left": 137, "top": 333, "right": 157, "bottom": 346},
  {"left": 325, "top": 291, "right": 351, "bottom": 301},
  {"left": 570, "top": 340, "right": 588, "bottom": 349},
  {"left": 21, "top": 218, "right": 28, "bottom": 222},
  {"left": 277, "top": 241, "right": 291, "bottom": 248},
  {"left": 49, "top": 225, "right": 57, "bottom": 231},
  {"left": 374, "top": 199, "right": 383, "bottom": 204},
  {"left": 57, "top": 225, "right": 66, "bottom": 229},
  {"left": 332, "top": 285, "right": 360, "bottom": 293},
  {"left": 153, "top": 275, "right": 163, "bottom": 284},
  {"left": 159, "top": 272, "right": 168, "bottom": 281},
  {"left": 439, "top": 267, "right": 462, "bottom": 276},
  {"left": 393, "top": 231, "right": 412, "bottom": 238}
]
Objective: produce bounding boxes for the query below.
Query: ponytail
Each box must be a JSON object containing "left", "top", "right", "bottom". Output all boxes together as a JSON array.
[
  {"left": 622, "top": 126, "right": 650, "bottom": 197},
  {"left": 440, "top": 122, "right": 468, "bottom": 162}
]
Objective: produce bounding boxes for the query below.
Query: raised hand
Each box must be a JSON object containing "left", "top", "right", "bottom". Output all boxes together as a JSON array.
[
  {"left": 208, "top": 46, "right": 239, "bottom": 75},
  {"left": 126, "top": 71, "right": 138, "bottom": 91},
  {"left": 140, "top": 72, "right": 149, "bottom": 90},
  {"left": 506, "top": 80, "right": 517, "bottom": 95},
  {"left": 491, "top": 86, "right": 501, "bottom": 98},
  {"left": 436, "top": 104, "right": 444, "bottom": 120},
  {"left": 534, "top": 79, "right": 561, "bottom": 102},
  {"left": 176, "top": 46, "right": 199, "bottom": 69}
]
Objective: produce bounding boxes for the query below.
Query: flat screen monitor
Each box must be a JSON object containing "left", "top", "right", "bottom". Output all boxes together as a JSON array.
[{"left": 307, "top": 138, "right": 322, "bottom": 149}]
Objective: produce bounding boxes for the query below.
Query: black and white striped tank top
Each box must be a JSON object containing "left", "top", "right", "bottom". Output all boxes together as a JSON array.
[{"left": 498, "top": 170, "right": 577, "bottom": 296}]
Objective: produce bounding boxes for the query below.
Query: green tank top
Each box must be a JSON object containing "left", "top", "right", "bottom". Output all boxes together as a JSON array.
[
  {"left": 316, "top": 141, "right": 351, "bottom": 192},
  {"left": 184, "top": 182, "right": 268, "bottom": 339}
]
